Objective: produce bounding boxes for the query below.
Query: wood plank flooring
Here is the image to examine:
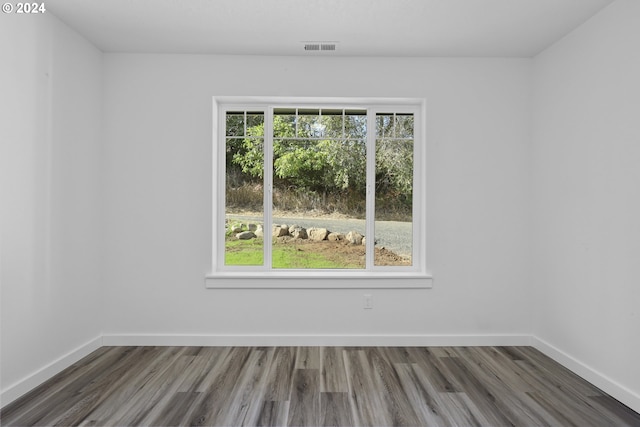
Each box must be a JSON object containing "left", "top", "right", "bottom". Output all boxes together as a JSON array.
[{"left": 2, "top": 346, "right": 639, "bottom": 426}]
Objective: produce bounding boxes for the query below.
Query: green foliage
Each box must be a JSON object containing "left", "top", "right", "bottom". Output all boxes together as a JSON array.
[
  {"left": 274, "top": 143, "right": 331, "bottom": 191},
  {"left": 227, "top": 110, "right": 414, "bottom": 215},
  {"left": 232, "top": 115, "right": 368, "bottom": 194},
  {"left": 375, "top": 138, "right": 413, "bottom": 201},
  {"left": 231, "top": 119, "right": 265, "bottom": 178},
  {"left": 375, "top": 113, "right": 414, "bottom": 203},
  {"left": 226, "top": 113, "right": 265, "bottom": 184},
  {"left": 233, "top": 137, "right": 264, "bottom": 178},
  {"left": 317, "top": 138, "right": 366, "bottom": 192}
]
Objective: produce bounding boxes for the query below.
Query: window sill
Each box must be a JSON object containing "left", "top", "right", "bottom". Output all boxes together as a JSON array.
[{"left": 204, "top": 272, "right": 433, "bottom": 289}]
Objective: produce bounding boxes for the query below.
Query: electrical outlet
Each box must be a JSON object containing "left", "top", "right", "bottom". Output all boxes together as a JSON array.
[{"left": 364, "top": 294, "right": 373, "bottom": 309}]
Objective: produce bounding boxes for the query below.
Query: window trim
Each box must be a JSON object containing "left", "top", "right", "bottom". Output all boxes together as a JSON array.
[{"left": 206, "top": 96, "right": 432, "bottom": 289}]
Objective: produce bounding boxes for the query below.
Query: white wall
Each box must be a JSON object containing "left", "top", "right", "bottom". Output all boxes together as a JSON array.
[
  {"left": 0, "top": 13, "right": 103, "bottom": 401},
  {"left": 532, "top": 0, "right": 640, "bottom": 410},
  {"left": 101, "top": 55, "right": 532, "bottom": 341}
]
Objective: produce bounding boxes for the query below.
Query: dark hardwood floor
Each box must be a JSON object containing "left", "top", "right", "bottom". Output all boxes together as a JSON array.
[{"left": 2, "top": 346, "right": 639, "bottom": 426}]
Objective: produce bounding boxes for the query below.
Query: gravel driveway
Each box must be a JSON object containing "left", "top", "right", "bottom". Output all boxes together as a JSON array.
[{"left": 228, "top": 214, "right": 412, "bottom": 258}]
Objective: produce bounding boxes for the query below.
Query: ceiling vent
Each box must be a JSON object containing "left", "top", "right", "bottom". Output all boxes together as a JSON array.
[{"left": 303, "top": 42, "right": 338, "bottom": 52}]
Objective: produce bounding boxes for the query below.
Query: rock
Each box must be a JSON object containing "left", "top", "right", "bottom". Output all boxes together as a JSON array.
[
  {"left": 290, "top": 226, "right": 308, "bottom": 239},
  {"left": 255, "top": 225, "right": 264, "bottom": 237},
  {"left": 230, "top": 224, "right": 243, "bottom": 234},
  {"left": 236, "top": 231, "right": 256, "bottom": 240},
  {"left": 308, "top": 227, "right": 329, "bottom": 241},
  {"left": 272, "top": 225, "right": 289, "bottom": 237},
  {"left": 327, "top": 232, "right": 344, "bottom": 242},
  {"left": 248, "top": 223, "right": 257, "bottom": 231},
  {"left": 362, "top": 236, "right": 366, "bottom": 246},
  {"left": 346, "top": 231, "right": 364, "bottom": 245}
]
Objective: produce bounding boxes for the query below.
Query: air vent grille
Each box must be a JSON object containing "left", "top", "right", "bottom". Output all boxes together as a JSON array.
[{"left": 303, "top": 42, "right": 338, "bottom": 52}]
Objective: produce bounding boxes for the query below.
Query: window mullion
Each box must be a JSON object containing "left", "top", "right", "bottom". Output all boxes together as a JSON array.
[
  {"left": 365, "top": 110, "right": 376, "bottom": 270},
  {"left": 218, "top": 107, "right": 227, "bottom": 270},
  {"left": 264, "top": 107, "right": 274, "bottom": 270}
]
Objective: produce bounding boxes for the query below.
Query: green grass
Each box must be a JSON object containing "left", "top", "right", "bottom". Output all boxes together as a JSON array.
[
  {"left": 225, "top": 239, "right": 361, "bottom": 269},
  {"left": 225, "top": 239, "right": 264, "bottom": 265},
  {"left": 271, "top": 247, "right": 353, "bottom": 269}
]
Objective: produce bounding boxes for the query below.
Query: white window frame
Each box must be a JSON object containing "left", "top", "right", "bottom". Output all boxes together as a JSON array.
[{"left": 206, "top": 96, "right": 432, "bottom": 289}]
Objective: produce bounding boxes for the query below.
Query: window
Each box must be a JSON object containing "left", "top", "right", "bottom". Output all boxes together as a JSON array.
[{"left": 207, "top": 97, "right": 432, "bottom": 288}]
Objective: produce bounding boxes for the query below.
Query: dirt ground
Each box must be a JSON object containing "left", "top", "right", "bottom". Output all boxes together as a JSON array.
[{"left": 275, "top": 236, "right": 411, "bottom": 267}]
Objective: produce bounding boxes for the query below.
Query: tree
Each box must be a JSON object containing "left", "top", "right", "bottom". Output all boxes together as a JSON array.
[
  {"left": 376, "top": 139, "right": 413, "bottom": 196},
  {"left": 229, "top": 110, "right": 412, "bottom": 213},
  {"left": 233, "top": 114, "right": 367, "bottom": 195}
]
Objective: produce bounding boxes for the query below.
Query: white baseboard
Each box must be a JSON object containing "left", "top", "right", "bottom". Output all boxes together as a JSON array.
[
  {"left": 101, "top": 333, "right": 532, "bottom": 347},
  {"left": 532, "top": 336, "right": 640, "bottom": 414},
  {"left": 1, "top": 336, "right": 103, "bottom": 408}
]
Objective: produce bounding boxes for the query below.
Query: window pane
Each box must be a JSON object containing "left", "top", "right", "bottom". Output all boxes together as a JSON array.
[
  {"left": 345, "top": 112, "right": 367, "bottom": 139},
  {"left": 246, "top": 112, "right": 264, "bottom": 132},
  {"left": 297, "top": 111, "right": 323, "bottom": 138},
  {"left": 226, "top": 112, "right": 244, "bottom": 137},
  {"left": 320, "top": 113, "right": 343, "bottom": 139},
  {"left": 395, "top": 114, "right": 414, "bottom": 138},
  {"left": 272, "top": 108, "right": 367, "bottom": 269},
  {"left": 376, "top": 114, "right": 393, "bottom": 138},
  {"left": 225, "top": 111, "right": 264, "bottom": 266},
  {"left": 375, "top": 113, "right": 413, "bottom": 266},
  {"left": 274, "top": 114, "right": 296, "bottom": 138}
]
